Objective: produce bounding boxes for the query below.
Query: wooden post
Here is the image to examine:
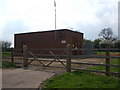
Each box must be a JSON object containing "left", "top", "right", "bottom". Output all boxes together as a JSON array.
[
  {"left": 105, "top": 48, "right": 110, "bottom": 76},
  {"left": 11, "top": 48, "right": 14, "bottom": 63},
  {"left": 66, "top": 44, "right": 72, "bottom": 72},
  {"left": 23, "top": 45, "right": 28, "bottom": 67}
]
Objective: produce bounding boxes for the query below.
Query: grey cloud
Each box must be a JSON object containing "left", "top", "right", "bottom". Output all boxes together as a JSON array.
[
  {"left": 118, "top": 1, "right": 120, "bottom": 39},
  {"left": 2, "top": 20, "right": 29, "bottom": 46},
  {"left": 96, "top": 8, "right": 112, "bottom": 17},
  {"left": 3, "top": 20, "right": 29, "bottom": 34}
]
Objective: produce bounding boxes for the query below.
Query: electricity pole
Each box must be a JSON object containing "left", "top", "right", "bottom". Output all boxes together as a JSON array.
[
  {"left": 54, "top": 0, "right": 57, "bottom": 40},
  {"left": 54, "top": 0, "right": 56, "bottom": 29}
]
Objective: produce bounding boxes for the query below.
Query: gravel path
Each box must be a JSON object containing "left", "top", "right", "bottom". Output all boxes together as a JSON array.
[
  {"left": 2, "top": 58, "right": 105, "bottom": 89},
  {"left": 2, "top": 68, "right": 55, "bottom": 89}
]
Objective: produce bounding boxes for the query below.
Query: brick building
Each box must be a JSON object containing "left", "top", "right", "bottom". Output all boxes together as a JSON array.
[{"left": 14, "top": 29, "right": 83, "bottom": 54}]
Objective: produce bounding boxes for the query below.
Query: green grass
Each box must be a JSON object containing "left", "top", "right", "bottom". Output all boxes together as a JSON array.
[
  {"left": 95, "top": 51, "right": 105, "bottom": 54},
  {"left": 2, "top": 52, "right": 11, "bottom": 56},
  {"left": 42, "top": 58, "right": 120, "bottom": 88},
  {"left": 0, "top": 62, "right": 21, "bottom": 68},
  {"left": 42, "top": 71, "right": 119, "bottom": 88},
  {"left": 110, "top": 59, "right": 119, "bottom": 72},
  {"left": 89, "top": 59, "right": 119, "bottom": 77},
  {"left": 95, "top": 51, "right": 120, "bottom": 54},
  {"left": 89, "top": 59, "right": 119, "bottom": 72}
]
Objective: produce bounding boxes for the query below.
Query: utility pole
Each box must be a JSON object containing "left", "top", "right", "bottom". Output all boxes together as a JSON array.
[
  {"left": 54, "top": 0, "right": 57, "bottom": 40},
  {"left": 54, "top": 0, "right": 56, "bottom": 29}
]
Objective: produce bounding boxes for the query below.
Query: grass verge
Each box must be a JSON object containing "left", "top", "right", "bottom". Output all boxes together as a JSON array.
[
  {"left": 42, "top": 71, "right": 119, "bottom": 88},
  {"left": 0, "top": 62, "right": 21, "bottom": 68}
]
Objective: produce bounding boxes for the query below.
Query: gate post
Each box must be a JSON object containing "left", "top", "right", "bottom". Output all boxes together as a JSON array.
[
  {"left": 11, "top": 48, "right": 14, "bottom": 63},
  {"left": 66, "top": 44, "right": 72, "bottom": 72},
  {"left": 23, "top": 45, "right": 28, "bottom": 68},
  {"left": 105, "top": 48, "right": 110, "bottom": 76}
]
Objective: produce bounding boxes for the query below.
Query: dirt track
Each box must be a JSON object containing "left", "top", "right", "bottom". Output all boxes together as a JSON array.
[{"left": 2, "top": 68, "right": 55, "bottom": 88}]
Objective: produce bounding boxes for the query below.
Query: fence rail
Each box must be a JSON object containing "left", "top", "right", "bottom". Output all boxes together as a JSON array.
[
  {"left": 2, "top": 45, "right": 120, "bottom": 77},
  {"left": 72, "top": 55, "right": 120, "bottom": 59}
]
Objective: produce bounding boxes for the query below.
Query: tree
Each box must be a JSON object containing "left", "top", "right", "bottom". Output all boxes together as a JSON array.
[
  {"left": 114, "top": 40, "right": 120, "bottom": 48},
  {"left": 83, "top": 39, "right": 92, "bottom": 43},
  {"left": 0, "top": 41, "right": 2, "bottom": 51},
  {"left": 2, "top": 41, "right": 12, "bottom": 52},
  {"left": 98, "top": 28, "right": 117, "bottom": 48},
  {"left": 93, "top": 39, "right": 101, "bottom": 48},
  {"left": 99, "top": 28, "right": 117, "bottom": 42}
]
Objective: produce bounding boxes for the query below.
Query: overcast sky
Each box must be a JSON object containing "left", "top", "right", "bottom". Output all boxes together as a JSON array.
[{"left": 0, "top": 0, "right": 119, "bottom": 47}]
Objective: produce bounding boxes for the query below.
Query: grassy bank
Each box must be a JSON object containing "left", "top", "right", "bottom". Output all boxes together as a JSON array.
[
  {"left": 42, "top": 71, "right": 119, "bottom": 88},
  {"left": 42, "top": 58, "right": 119, "bottom": 88}
]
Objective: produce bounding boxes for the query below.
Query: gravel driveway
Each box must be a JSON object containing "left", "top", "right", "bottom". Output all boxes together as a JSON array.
[
  {"left": 2, "top": 68, "right": 55, "bottom": 89},
  {"left": 2, "top": 58, "right": 105, "bottom": 89}
]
